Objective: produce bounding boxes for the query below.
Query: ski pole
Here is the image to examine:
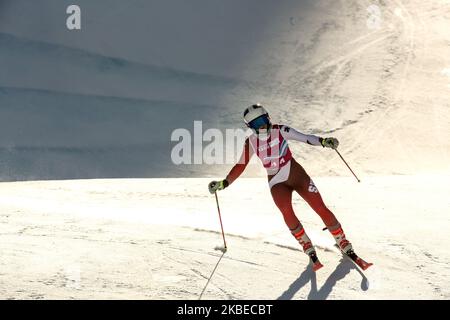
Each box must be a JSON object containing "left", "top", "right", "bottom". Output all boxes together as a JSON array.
[
  {"left": 214, "top": 191, "right": 228, "bottom": 251},
  {"left": 198, "top": 250, "right": 226, "bottom": 300},
  {"left": 198, "top": 191, "right": 227, "bottom": 300},
  {"left": 334, "top": 149, "right": 361, "bottom": 183}
]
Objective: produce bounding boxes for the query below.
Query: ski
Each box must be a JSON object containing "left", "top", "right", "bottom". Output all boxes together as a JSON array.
[
  {"left": 346, "top": 250, "right": 373, "bottom": 270},
  {"left": 335, "top": 245, "right": 373, "bottom": 271},
  {"left": 309, "top": 251, "right": 324, "bottom": 272}
]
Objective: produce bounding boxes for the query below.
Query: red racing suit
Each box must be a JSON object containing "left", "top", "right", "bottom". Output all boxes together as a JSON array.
[{"left": 225, "top": 124, "right": 340, "bottom": 232}]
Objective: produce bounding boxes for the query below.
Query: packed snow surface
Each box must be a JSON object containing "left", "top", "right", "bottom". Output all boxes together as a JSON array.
[{"left": 0, "top": 176, "right": 448, "bottom": 299}]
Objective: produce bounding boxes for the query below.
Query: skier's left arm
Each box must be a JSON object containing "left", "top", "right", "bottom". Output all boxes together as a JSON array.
[{"left": 280, "top": 125, "right": 339, "bottom": 149}]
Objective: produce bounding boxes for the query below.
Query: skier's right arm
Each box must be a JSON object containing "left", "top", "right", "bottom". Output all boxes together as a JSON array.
[
  {"left": 225, "top": 138, "right": 253, "bottom": 185},
  {"left": 208, "top": 138, "right": 252, "bottom": 194}
]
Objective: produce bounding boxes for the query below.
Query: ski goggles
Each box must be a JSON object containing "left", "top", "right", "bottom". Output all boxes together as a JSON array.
[{"left": 248, "top": 115, "right": 270, "bottom": 130}]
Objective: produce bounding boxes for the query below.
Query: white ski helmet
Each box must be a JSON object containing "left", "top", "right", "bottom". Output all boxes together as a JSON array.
[{"left": 243, "top": 104, "right": 271, "bottom": 132}]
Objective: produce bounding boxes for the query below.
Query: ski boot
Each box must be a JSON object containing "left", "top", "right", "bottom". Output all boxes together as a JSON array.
[
  {"left": 307, "top": 249, "right": 324, "bottom": 272},
  {"left": 330, "top": 227, "right": 373, "bottom": 271},
  {"left": 345, "top": 249, "right": 373, "bottom": 270},
  {"left": 292, "top": 226, "right": 323, "bottom": 271}
]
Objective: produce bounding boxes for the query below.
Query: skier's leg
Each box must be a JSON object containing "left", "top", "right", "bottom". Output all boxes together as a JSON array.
[
  {"left": 288, "top": 160, "right": 339, "bottom": 228},
  {"left": 288, "top": 223, "right": 316, "bottom": 256},
  {"left": 288, "top": 160, "right": 353, "bottom": 254},
  {"left": 299, "top": 183, "right": 354, "bottom": 253},
  {"left": 270, "top": 183, "right": 316, "bottom": 256},
  {"left": 270, "top": 182, "right": 297, "bottom": 230},
  {"left": 328, "top": 226, "right": 353, "bottom": 254}
]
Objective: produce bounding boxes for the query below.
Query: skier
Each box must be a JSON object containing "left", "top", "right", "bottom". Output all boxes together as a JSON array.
[{"left": 208, "top": 104, "right": 372, "bottom": 271}]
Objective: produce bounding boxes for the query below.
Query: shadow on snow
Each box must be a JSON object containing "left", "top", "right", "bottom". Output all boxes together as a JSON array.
[{"left": 277, "top": 258, "right": 369, "bottom": 300}]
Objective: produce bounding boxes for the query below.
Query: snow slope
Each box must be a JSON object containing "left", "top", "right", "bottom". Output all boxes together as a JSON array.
[
  {"left": 0, "top": 177, "right": 448, "bottom": 299},
  {"left": 1, "top": 0, "right": 448, "bottom": 180}
]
